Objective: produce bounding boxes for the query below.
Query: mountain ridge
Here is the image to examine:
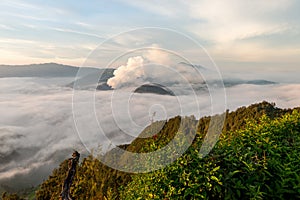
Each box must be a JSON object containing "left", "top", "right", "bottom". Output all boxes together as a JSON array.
[
  {"left": 0, "top": 63, "right": 105, "bottom": 78},
  {"left": 30, "top": 101, "right": 300, "bottom": 199}
]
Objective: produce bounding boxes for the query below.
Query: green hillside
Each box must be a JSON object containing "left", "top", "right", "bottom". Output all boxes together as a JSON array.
[
  {"left": 3, "top": 102, "right": 300, "bottom": 199},
  {"left": 121, "top": 108, "right": 300, "bottom": 199}
]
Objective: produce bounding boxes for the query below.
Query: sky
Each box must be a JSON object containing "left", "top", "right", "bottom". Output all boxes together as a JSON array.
[{"left": 0, "top": 0, "right": 300, "bottom": 80}]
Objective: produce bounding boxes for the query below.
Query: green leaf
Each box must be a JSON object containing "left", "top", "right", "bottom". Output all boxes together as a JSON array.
[
  {"left": 212, "top": 166, "right": 220, "bottom": 172},
  {"left": 211, "top": 176, "right": 219, "bottom": 182}
]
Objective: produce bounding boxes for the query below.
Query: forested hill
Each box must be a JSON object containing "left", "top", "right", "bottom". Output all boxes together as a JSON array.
[{"left": 3, "top": 101, "right": 300, "bottom": 199}]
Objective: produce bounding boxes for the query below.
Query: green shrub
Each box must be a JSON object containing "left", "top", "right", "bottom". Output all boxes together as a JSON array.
[{"left": 120, "top": 111, "right": 300, "bottom": 199}]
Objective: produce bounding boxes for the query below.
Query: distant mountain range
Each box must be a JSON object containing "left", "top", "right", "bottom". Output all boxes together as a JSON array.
[
  {"left": 0, "top": 63, "right": 277, "bottom": 95},
  {"left": 0, "top": 63, "right": 115, "bottom": 90},
  {"left": 0, "top": 63, "right": 82, "bottom": 78},
  {"left": 222, "top": 79, "right": 276, "bottom": 87}
]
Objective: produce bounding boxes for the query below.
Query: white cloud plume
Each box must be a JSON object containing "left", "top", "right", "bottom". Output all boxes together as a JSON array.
[
  {"left": 107, "top": 56, "right": 145, "bottom": 89},
  {"left": 107, "top": 46, "right": 207, "bottom": 89}
]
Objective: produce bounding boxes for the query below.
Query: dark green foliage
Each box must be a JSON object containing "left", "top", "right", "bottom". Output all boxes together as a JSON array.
[
  {"left": 218, "top": 112, "right": 300, "bottom": 199},
  {"left": 35, "top": 155, "right": 131, "bottom": 199},
  {"left": 34, "top": 102, "right": 300, "bottom": 199},
  {"left": 1, "top": 192, "right": 24, "bottom": 200},
  {"left": 35, "top": 159, "right": 69, "bottom": 199},
  {"left": 120, "top": 110, "right": 300, "bottom": 199},
  {"left": 1, "top": 187, "right": 36, "bottom": 200}
]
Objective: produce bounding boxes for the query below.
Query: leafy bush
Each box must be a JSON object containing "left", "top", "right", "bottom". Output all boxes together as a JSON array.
[{"left": 120, "top": 111, "right": 300, "bottom": 199}]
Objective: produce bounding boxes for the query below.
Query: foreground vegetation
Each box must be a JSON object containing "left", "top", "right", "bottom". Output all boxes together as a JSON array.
[
  {"left": 3, "top": 102, "right": 300, "bottom": 199},
  {"left": 121, "top": 109, "right": 300, "bottom": 199}
]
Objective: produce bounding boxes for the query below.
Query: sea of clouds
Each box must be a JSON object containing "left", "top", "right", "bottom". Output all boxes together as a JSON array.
[{"left": 0, "top": 66, "right": 300, "bottom": 190}]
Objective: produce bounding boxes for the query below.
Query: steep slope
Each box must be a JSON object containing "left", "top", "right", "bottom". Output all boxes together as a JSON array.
[{"left": 31, "top": 102, "right": 300, "bottom": 199}]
